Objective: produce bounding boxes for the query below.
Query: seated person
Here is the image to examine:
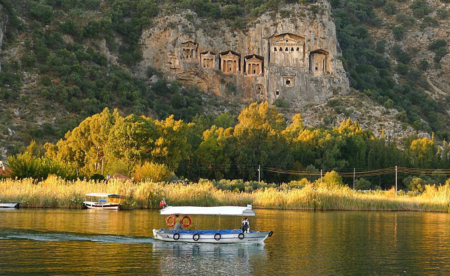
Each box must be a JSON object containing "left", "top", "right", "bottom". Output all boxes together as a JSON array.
[{"left": 174, "top": 220, "right": 183, "bottom": 231}]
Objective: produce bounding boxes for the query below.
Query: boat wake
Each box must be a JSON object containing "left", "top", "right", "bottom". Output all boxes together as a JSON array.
[{"left": 0, "top": 229, "right": 155, "bottom": 244}]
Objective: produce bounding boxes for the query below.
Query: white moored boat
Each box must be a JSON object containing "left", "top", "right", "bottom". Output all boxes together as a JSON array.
[
  {"left": 153, "top": 205, "right": 273, "bottom": 244},
  {"left": 83, "top": 193, "right": 122, "bottom": 210},
  {"left": 0, "top": 202, "right": 21, "bottom": 209}
]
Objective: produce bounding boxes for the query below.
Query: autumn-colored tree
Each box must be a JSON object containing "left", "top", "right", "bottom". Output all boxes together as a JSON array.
[
  {"left": 151, "top": 115, "right": 191, "bottom": 170},
  {"left": 315, "top": 170, "right": 344, "bottom": 188},
  {"left": 132, "top": 162, "right": 174, "bottom": 182},
  {"left": 407, "top": 137, "right": 437, "bottom": 168},
  {"left": 44, "top": 108, "right": 116, "bottom": 175},
  {"left": 283, "top": 113, "right": 304, "bottom": 143}
]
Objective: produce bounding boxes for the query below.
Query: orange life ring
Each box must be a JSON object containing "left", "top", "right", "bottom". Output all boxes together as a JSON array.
[
  {"left": 181, "top": 215, "right": 192, "bottom": 227},
  {"left": 166, "top": 215, "right": 176, "bottom": 227}
]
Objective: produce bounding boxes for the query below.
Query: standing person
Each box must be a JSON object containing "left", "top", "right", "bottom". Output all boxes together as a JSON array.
[{"left": 241, "top": 217, "right": 249, "bottom": 233}]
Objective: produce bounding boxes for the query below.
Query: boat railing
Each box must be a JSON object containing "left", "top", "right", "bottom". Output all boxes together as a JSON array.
[{"left": 159, "top": 229, "right": 247, "bottom": 235}]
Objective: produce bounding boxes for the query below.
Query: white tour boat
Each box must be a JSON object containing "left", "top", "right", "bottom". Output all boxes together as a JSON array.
[
  {"left": 153, "top": 205, "right": 273, "bottom": 244},
  {"left": 0, "top": 202, "right": 21, "bottom": 208},
  {"left": 83, "top": 193, "right": 122, "bottom": 210}
]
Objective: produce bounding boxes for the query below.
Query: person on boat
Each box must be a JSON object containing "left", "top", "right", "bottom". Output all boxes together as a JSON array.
[
  {"left": 241, "top": 218, "right": 250, "bottom": 233},
  {"left": 174, "top": 220, "right": 183, "bottom": 231}
]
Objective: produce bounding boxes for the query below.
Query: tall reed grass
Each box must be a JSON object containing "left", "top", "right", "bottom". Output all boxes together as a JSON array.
[{"left": 1, "top": 177, "right": 449, "bottom": 212}]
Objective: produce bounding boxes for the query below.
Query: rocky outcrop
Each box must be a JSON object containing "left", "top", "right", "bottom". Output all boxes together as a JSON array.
[{"left": 138, "top": 1, "right": 349, "bottom": 108}]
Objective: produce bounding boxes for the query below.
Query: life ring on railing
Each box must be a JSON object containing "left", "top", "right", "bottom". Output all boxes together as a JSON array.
[
  {"left": 181, "top": 215, "right": 192, "bottom": 227},
  {"left": 166, "top": 216, "right": 176, "bottom": 227}
]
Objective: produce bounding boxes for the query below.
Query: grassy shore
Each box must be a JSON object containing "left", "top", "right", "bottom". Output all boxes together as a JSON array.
[{"left": 1, "top": 176, "right": 450, "bottom": 212}]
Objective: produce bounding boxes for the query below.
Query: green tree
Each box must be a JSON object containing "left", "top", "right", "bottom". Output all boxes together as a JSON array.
[
  {"left": 30, "top": 3, "right": 54, "bottom": 24},
  {"left": 232, "top": 102, "right": 290, "bottom": 180},
  {"left": 392, "top": 26, "right": 404, "bottom": 41},
  {"left": 194, "top": 126, "right": 232, "bottom": 180},
  {"left": 355, "top": 178, "right": 371, "bottom": 190},
  {"left": 106, "top": 113, "right": 157, "bottom": 172}
]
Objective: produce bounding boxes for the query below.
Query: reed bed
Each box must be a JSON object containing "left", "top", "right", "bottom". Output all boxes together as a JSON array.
[{"left": 1, "top": 177, "right": 449, "bottom": 212}]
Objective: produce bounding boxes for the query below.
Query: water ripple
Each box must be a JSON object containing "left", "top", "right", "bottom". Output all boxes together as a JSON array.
[{"left": 0, "top": 229, "right": 155, "bottom": 244}]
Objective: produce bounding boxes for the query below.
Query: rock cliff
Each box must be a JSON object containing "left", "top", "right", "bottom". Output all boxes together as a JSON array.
[{"left": 138, "top": 1, "right": 349, "bottom": 108}]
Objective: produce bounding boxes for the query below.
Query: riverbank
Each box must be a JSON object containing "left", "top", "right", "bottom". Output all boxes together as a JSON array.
[{"left": 1, "top": 176, "right": 449, "bottom": 212}]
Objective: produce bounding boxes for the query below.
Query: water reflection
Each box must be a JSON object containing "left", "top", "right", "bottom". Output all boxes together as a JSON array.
[{"left": 153, "top": 242, "right": 267, "bottom": 276}]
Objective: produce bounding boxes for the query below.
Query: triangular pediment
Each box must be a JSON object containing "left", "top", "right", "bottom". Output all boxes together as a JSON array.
[
  {"left": 201, "top": 51, "right": 216, "bottom": 56},
  {"left": 270, "top": 33, "right": 305, "bottom": 44},
  {"left": 220, "top": 51, "right": 240, "bottom": 58},
  {"left": 181, "top": 41, "right": 198, "bottom": 48},
  {"left": 310, "top": 49, "right": 329, "bottom": 55}
]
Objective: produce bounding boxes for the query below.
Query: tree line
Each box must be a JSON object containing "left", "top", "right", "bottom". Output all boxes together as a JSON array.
[{"left": 7, "top": 102, "right": 450, "bottom": 191}]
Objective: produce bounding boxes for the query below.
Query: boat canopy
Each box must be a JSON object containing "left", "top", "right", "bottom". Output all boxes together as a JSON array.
[
  {"left": 85, "top": 193, "right": 121, "bottom": 198},
  {"left": 160, "top": 205, "right": 256, "bottom": 217}
]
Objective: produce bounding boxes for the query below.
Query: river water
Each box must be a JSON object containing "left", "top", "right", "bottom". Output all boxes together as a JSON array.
[{"left": 1, "top": 209, "right": 450, "bottom": 275}]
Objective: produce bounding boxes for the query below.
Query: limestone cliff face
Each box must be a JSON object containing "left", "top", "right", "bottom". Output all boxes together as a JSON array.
[{"left": 138, "top": 1, "right": 349, "bottom": 108}]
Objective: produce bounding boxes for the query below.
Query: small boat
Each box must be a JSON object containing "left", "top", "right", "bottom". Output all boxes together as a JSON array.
[
  {"left": 82, "top": 193, "right": 122, "bottom": 210},
  {"left": 153, "top": 205, "right": 273, "bottom": 244},
  {"left": 0, "top": 202, "right": 21, "bottom": 209}
]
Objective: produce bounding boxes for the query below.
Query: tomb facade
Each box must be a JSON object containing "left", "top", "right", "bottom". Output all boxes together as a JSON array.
[
  {"left": 200, "top": 51, "right": 216, "bottom": 69},
  {"left": 309, "top": 49, "right": 330, "bottom": 76},
  {"left": 244, "top": 55, "right": 264, "bottom": 76},
  {"left": 167, "top": 51, "right": 181, "bottom": 70},
  {"left": 219, "top": 51, "right": 241, "bottom": 74},
  {"left": 181, "top": 41, "right": 198, "bottom": 62},
  {"left": 269, "top": 34, "right": 306, "bottom": 68}
]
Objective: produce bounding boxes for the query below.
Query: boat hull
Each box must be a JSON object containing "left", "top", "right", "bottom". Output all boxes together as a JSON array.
[
  {"left": 83, "top": 201, "right": 120, "bottom": 210},
  {"left": 153, "top": 229, "right": 272, "bottom": 244},
  {"left": 0, "top": 202, "right": 20, "bottom": 209}
]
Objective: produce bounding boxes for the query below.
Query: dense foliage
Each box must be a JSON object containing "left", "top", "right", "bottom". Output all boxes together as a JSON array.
[
  {"left": 331, "top": 0, "right": 449, "bottom": 138},
  {"left": 8, "top": 103, "right": 450, "bottom": 191}
]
